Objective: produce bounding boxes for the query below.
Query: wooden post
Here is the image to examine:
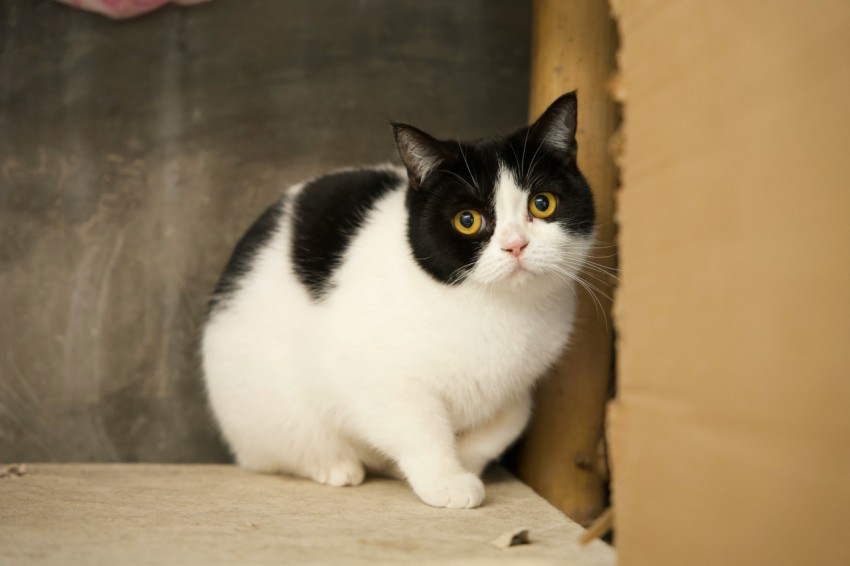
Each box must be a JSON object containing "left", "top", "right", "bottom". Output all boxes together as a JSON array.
[{"left": 516, "top": 0, "right": 619, "bottom": 525}]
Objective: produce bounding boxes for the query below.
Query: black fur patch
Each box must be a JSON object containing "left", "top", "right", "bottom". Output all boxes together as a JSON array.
[
  {"left": 208, "top": 197, "right": 286, "bottom": 314},
  {"left": 406, "top": 140, "right": 501, "bottom": 284},
  {"left": 292, "top": 168, "right": 403, "bottom": 299},
  {"left": 501, "top": 128, "right": 595, "bottom": 237}
]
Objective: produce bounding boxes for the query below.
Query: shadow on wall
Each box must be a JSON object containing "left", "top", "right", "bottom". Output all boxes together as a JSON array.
[{"left": 0, "top": 0, "right": 531, "bottom": 462}]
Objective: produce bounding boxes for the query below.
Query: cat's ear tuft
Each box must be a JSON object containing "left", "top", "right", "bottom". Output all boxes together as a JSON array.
[
  {"left": 391, "top": 123, "right": 449, "bottom": 189},
  {"left": 531, "top": 90, "right": 578, "bottom": 159}
]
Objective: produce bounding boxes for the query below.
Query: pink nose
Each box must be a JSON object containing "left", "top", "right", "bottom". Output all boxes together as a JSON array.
[{"left": 502, "top": 241, "right": 528, "bottom": 257}]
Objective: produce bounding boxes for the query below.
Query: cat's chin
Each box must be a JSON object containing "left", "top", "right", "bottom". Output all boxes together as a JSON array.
[
  {"left": 504, "top": 265, "right": 535, "bottom": 286},
  {"left": 468, "top": 265, "right": 560, "bottom": 291}
]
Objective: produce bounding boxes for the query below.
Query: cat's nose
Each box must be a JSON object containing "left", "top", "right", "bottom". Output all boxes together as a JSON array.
[{"left": 501, "top": 240, "right": 529, "bottom": 257}]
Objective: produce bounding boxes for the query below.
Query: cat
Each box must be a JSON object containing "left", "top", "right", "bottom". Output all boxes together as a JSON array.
[{"left": 201, "top": 91, "right": 596, "bottom": 509}]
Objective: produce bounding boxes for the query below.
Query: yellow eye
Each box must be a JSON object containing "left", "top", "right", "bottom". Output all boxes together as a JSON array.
[
  {"left": 529, "top": 192, "right": 557, "bottom": 219},
  {"left": 453, "top": 209, "right": 483, "bottom": 235}
]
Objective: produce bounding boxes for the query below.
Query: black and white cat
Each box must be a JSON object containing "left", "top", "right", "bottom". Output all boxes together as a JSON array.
[{"left": 202, "top": 92, "right": 595, "bottom": 508}]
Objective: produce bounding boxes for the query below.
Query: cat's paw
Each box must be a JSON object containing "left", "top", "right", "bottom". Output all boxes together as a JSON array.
[
  {"left": 414, "top": 473, "right": 485, "bottom": 509},
  {"left": 313, "top": 461, "right": 366, "bottom": 487}
]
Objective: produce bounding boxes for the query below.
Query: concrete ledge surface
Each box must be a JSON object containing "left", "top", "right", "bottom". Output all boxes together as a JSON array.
[{"left": 0, "top": 464, "right": 615, "bottom": 565}]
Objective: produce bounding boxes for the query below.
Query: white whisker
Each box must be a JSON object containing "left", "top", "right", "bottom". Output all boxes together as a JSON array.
[
  {"left": 520, "top": 126, "right": 531, "bottom": 180},
  {"left": 508, "top": 143, "right": 522, "bottom": 180},
  {"left": 437, "top": 168, "right": 478, "bottom": 196},
  {"left": 549, "top": 265, "right": 611, "bottom": 332},
  {"left": 457, "top": 141, "right": 480, "bottom": 190},
  {"left": 525, "top": 140, "right": 546, "bottom": 185}
]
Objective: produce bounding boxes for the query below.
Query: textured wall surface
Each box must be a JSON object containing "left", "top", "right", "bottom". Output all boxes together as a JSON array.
[{"left": 0, "top": 0, "right": 530, "bottom": 462}]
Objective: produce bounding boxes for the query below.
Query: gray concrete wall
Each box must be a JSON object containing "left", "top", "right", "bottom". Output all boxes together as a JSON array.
[{"left": 0, "top": 0, "right": 530, "bottom": 462}]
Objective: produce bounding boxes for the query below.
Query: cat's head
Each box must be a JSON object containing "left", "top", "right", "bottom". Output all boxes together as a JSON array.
[{"left": 393, "top": 91, "right": 595, "bottom": 290}]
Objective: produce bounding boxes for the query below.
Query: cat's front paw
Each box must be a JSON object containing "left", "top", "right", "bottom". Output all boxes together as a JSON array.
[
  {"left": 414, "top": 473, "right": 485, "bottom": 509},
  {"left": 313, "top": 460, "right": 366, "bottom": 487}
]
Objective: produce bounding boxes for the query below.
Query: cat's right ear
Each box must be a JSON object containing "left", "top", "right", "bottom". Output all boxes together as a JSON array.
[{"left": 391, "top": 123, "right": 450, "bottom": 189}]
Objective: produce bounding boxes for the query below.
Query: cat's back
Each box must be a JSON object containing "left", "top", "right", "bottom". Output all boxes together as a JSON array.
[
  {"left": 206, "top": 165, "right": 406, "bottom": 320},
  {"left": 202, "top": 166, "right": 408, "bottom": 427},
  {"left": 289, "top": 166, "right": 406, "bottom": 301}
]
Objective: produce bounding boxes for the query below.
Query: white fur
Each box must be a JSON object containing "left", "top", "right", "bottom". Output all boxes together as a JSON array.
[{"left": 202, "top": 164, "right": 591, "bottom": 508}]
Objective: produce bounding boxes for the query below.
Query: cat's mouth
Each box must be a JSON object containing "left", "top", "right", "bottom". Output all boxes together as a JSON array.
[{"left": 507, "top": 258, "right": 535, "bottom": 281}]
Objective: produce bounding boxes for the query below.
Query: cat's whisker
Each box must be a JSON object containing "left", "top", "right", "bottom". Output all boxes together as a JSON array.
[
  {"left": 548, "top": 270, "right": 582, "bottom": 302},
  {"left": 576, "top": 258, "right": 618, "bottom": 270},
  {"left": 573, "top": 261, "right": 620, "bottom": 281},
  {"left": 570, "top": 250, "right": 619, "bottom": 260},
  {"left": 449, "top": 262, "right": 481, "bottom": 286},
  {"left": 559, "top": 265, "right": 614, "bottom": 303},
  {"left": 555, "top": 239, "right": 616, "bottom": 250},
  {"left": 550, "top": 268, "right": 604, "bottom": 320},
  {"left": 579, "top": 270, "right": 617, "bottom": 289},
  {"left": 525, "top": 140, "right": 546, "bottom": 185},
  {"left": 520, "top": 124, "right": 532, "bottom": 180},
  {"left": 562, "top": 276, "right": 580, "bottom": 300},
  {"left": 576, "top": 269, "right": 618, "bottom": 287},
  {"left": 579, "top": 254, "right": 619, "bottom": 264},
  {"left": 564, "top": 258, "right": 620, "bottom": 280},
  {"left": 557, "top": 249, "right": 618, "bottom": 267},
  {"left": 556, "top": 248, "right": 619, "bottom": 274},
  {"left": 508, "top": 143, "right": 522, "bottom": 180},
  {"left": 457, "top": 140, "right": 480, "bottom": 190},
  {"left": 437, "top": 169, "right": 478, "bottom": 196},
  {"left": 525, "top": 171, "right": 547, "bottom": 196},
  {"left": 578, "top": 267, "right": 619, "bottom": 284},
  {"left": 551, "top": 262, "right": 613, "bottom": 301},
  {"left": 550, "top": 265, "right": 610, "bottom": 332}
]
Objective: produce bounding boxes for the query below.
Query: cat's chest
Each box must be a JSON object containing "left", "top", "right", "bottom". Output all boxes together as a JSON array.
[
  {"left": 363, "top": 284, "right": 575, "bottom": 431},
  {"left": 324, "top": 270, "right": 573, "bottom": 406},
  {"left": 435, "top": 292, "right": 572, "bottom": 400}
]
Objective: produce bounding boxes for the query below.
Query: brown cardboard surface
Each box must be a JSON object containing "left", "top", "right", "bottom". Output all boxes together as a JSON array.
[{"left": 612, "top": 1, "right": 850, "bottom": 564}]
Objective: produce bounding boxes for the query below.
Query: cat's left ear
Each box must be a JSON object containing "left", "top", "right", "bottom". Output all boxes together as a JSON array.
[
  {"left": 392, "top": 123, "right": 451, "bottom": 189},
  {"left": 529, "top": 90, "right": 578, "bottom": 160}
]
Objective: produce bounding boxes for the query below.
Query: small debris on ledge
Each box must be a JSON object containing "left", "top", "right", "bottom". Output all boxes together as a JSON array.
[
  {"left": 489, "top": 527, "right": 530, "bottom": 549},
  {"left": 579, "top": 507, "right": 614, "bottom": 545},
  {"left": 0, "top": 463, "right": 27, "bottom": 478}
]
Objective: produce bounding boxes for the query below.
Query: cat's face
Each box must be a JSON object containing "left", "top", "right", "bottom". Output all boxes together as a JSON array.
[{"left": 396, "top": 92, "right": 595, "bottom": 289}]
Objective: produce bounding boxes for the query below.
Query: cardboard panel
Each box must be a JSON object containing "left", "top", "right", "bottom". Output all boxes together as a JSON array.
[{"left": 611, "top": 1, "right": 850, "bottom": 564}]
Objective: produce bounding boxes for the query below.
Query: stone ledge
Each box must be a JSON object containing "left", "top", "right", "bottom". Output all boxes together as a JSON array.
[{"left": 0, "top": 464, "right": 615, "bottom": 565}]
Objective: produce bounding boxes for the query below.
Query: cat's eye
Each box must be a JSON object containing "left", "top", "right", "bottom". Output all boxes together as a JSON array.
[
  {"left": 453, "top": 209, "right": 483, "bottom": 235},
  {"left": 529, "top": 192, "right": 557, "bottom": 219}
]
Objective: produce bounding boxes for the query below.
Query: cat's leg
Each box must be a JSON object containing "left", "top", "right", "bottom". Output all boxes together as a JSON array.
[
  {"left": 236, "top": 429, "right": 365, "bottom": 487},
  {"left": 353, "top": 392, "right": 484, "bottom": 509},
  {"left": 457, "top": 392, "right": 532, "bottom": 476}
]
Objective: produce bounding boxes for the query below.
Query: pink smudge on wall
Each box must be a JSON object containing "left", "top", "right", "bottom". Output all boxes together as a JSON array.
[{"left": 54, "top": 0, "right": 210, "bottom": 19}]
